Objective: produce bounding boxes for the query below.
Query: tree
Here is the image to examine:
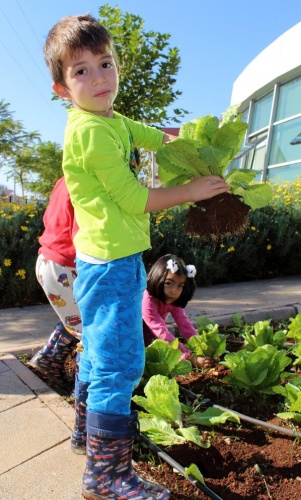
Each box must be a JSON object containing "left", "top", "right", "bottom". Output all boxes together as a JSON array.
[
  {"left": 0, "top": 100, "right": 63, "bottom": 199},
  {"left": 98, "top": 4, "right": 188, "bottom": 125},
  {"left": 25, "top": 141, "right": 63, "bottom": 199},
  {"left": 0, "top": 99, "right": 18, "bottom": 157},
  {"left": 0, "top": 101, "right": 41, "bottom": 198}
]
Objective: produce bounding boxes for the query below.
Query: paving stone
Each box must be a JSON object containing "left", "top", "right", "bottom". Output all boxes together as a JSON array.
[
  {"left": 0, "top": 368, "right": 35, "bottom": 412},
  {"left": 0, "top": 398, "right": 71, "bottom": 474}
]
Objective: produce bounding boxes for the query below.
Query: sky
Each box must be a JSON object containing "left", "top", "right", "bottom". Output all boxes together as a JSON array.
[{"left": 1, "top": 0, "right": 300, "bottom": 193}]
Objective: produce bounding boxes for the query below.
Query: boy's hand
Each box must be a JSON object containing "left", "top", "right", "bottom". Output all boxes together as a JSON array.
[{"left": 188, "top": 175, "right": 230, "bottom": 202}]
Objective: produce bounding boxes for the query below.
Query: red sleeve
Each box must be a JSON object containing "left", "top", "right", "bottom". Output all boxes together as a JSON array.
[{"left": 39, "top": 177, "right": 77, "bottom": 267}]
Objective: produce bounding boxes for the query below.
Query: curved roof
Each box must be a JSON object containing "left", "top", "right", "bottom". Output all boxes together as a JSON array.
[{"left": 231, "top": 22, "right": 301, "bottom": 109}]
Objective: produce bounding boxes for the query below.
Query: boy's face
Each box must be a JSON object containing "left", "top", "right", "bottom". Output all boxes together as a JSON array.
[{"left": 53, "top": 48, "right": 119, "bottom": 118}]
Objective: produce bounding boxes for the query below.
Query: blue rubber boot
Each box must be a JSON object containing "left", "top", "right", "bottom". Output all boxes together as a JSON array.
[
  {"left": 71, "top": 373, "right": 88, "bottom": 455},
  {"left": 82, "top": 410, "right": 170, "bottom": 499}
]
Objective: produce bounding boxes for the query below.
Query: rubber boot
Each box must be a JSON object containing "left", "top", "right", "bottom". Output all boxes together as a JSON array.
[
  {"left": 28, "top": 321, "right": 78, "bottom": 384},
  {"left": 71, "top": 371, "right": 88, "bottom": 455},
  {"left": 82, "top": 410, "right": 170, "bottom": 499}
]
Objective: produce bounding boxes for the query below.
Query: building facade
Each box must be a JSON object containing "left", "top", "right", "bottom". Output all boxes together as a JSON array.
[{"left": 230, "top": 22, "right": 301, "bottom": 182}]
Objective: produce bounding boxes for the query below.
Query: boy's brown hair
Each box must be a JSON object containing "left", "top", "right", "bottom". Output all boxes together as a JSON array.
[{"left": 43, "top": 13, "right": 118, "bottom": 85}]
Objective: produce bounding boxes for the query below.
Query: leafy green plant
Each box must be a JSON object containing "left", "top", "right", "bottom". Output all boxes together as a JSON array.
[
  {"left": 187, "top": 321, "right": 226, "bottom": 359},
  {"left": 291, "top": 344, "right": 301, "bottom": 366},
  {"left": 286, "top": 314, "right": 301, "bottom": 342},
  {"left": 242, "top": 320, "right": 287, "bottom": 351},
  {"left": 274, "top": 379, "right": 301, "bottom": 422},
  {"left": 184, "top": 464, "right": 205, "bottom": 486},
  {"left": 143, "top": 339, "right": 192, "bottom": 380},
  {"left": 186, "top": 406, "right": 240, "bottom": 427},
  {"left": 221, "top": 345, "right": 292, "bottom": 394},
  {"left": 133, "top": 375, "right": 239, "bottom": 446},
  {"left": 133, "top": 375, "right": 207, "bottom": 446},
  {"left": 156, "top": 105, "right": 273, "bottom": 210}
]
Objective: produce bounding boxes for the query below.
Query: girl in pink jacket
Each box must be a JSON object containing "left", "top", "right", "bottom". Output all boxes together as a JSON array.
[{"left": 142, "top": 254, "right": 214, "bottom": 369}]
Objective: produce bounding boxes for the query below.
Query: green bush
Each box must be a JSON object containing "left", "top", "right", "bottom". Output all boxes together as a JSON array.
[{"left": 0, "top": 201, "right": 46, "bottom": 308}]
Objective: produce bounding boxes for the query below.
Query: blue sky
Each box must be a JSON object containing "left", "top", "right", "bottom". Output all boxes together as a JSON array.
[{"left": 1, "top": 0, "right": 300, "bottom": 191}]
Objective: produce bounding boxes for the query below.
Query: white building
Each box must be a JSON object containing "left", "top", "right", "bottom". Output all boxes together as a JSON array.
[{"left": 230, "top": 22, "right": 301, "bottom": 182}]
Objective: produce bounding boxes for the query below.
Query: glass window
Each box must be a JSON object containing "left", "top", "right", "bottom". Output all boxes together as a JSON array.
[
  {"left": 240, "top": 108, "right": 249, "bottom": 124},
  {"left": 276, "top": 76, "right": 301, "bottom": 121},
  {"left": 242, "top": 145, "right": 266, "bottom": 171},
  {"left": 267, "top": 163, "right": 301, "bottom": 182},
  {"left": 240, "top": 132, "right": 267, "bottom": 171},
  {"left": 249, "top": 92, "right": 273, "bottom": 133},
  {"left": 269, "top": 117, "right": 301, "bottom": 165}
]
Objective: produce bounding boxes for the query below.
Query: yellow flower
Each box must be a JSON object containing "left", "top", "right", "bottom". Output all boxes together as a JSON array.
[
  {"left": 267, "top": 244, "right": 272, "bottom": 250},
  {"left": 220, "top": 243, "right": 225, "bottom": 248},
  {"left": 28, "top": 213, "right": 35, "bottom": 218},
  {"left": 21, "top": 226, "right": 28, "bottom": 231},
  {"left": 250, "top": 226, "right": 256, "bottom": 231},
  {"left": 227, "top": 246, "right": 235, "bottom": 253},
  {"left": 3, "top": 259, "right": 12, "bottom": 267},
  {"left": 15, "top": 269, "right": 26, "bottom": 280}
]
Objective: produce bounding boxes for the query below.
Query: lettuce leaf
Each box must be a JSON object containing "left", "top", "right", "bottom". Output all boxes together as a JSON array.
[
  {"left": 156, "top": 106, "right": 273, "bottom": 210},
  {"left": 132, "top": 374, "right": 183, "bottom": 427}
]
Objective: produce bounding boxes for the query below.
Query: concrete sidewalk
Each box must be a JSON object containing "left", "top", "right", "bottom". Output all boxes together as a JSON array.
[{"left": 0, "top": 275, "right": 301, "bottom": 499}]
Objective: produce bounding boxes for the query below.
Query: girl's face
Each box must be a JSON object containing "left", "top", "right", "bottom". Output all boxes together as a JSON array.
[
  {"left": 164, "top": 271, "right": 186, "bottom": 304},
  {"left": 53, "top": 48, "right": 119, "bottom": 118}
]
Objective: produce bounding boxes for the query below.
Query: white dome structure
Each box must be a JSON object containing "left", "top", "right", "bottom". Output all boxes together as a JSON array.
[{"left": 230, "top": 23, "right": 301, "bottom": 182}]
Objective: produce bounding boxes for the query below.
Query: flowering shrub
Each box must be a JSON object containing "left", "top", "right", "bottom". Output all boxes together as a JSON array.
[
  {"left": 1, "top": 178, "right": 301, "bottom": 308},
  {"left": 0, "top": 200, "right": 45, "bottom": 308}
]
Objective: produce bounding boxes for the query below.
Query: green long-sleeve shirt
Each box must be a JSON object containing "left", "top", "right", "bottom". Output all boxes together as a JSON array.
[{"left": 62, "top": 108, "right": 164, "bottom": 260}]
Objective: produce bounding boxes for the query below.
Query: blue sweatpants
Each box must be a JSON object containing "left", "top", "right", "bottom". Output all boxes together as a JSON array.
[{"left": 73, "top": 253, "right": 146, "bottom": 415}]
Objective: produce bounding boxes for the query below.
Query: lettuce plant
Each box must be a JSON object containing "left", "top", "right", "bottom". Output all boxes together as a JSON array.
[
  {"left": 187, "top": 323, "right": 226, "bottom": 359},
  {"left": 133, "top": 375, "right": 240, "bottom": 446},
  {"left": 274, "top": 379, "right": 301, "bottom": 422},
  {"left": 221, "top": 345, "right": 292, "bottom": 394},
  {"left": 286, "top": 313, "right": 301, "bottom": 342},
  {"left": 143, "top": 339, "right": 192, "bottom": 380},
  {"left": 242, "top": 320, "right": 287, "bottom": 351},
  {"left": 156, "top": 105, "right": 273, "bottom": 210}
]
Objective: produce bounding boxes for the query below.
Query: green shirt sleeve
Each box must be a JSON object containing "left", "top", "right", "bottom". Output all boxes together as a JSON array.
[{"left": 73, "top": 120, "right": 149, "bottom": 215}]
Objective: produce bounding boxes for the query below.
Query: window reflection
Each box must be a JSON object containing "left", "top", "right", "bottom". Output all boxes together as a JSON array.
[
  {"left": 276, "top": 76, "right": 301, "bottom": 121},
  {"left": 269, "top": 118, "right": 301, "bottom": 165},
  {"left": 267, "top": 163, "right": 301, "bottom": 181},
  {"left": 249, "top": 92, "right": 273, "bottom": 133}
]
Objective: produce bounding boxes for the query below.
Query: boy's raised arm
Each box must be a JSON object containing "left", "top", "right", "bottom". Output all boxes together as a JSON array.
[{"left": 145, "top": 175, "right": 230, "bottom": 213}]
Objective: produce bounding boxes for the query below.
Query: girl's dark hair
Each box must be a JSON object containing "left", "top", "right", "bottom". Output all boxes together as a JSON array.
[{"left": 146, "top": 254, "right": 196, "bottom": 308}]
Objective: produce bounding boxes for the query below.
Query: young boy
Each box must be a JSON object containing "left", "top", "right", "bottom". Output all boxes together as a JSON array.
[{"left": 44, "top": 13, "right": 229, "bottom": 500}]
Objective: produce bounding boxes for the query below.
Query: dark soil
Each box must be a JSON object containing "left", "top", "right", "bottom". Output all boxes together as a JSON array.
[
  {"left": 131, "top": 363, "right": 301, "bottom": 500},
  {"left": 25, "top": 341, "right": 301, "bottom": 500},
  {"left": 184, "top": 192, "right": 250, "bottom": 241}
]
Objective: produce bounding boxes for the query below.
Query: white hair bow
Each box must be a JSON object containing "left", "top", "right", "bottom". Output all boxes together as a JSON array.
[
  {"left": 166, "top": 259, "right": 179, "bottom": 274},
  {"left": 186, "top": 265, "right": 197, "bottom": 278}
]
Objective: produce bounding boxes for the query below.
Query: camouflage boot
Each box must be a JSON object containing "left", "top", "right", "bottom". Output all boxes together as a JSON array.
[
  {"left": 28, "top": 321, "right": 78, "bottom": 385},
  {"left": 71, "top": 373, "right": 88, "bottom": 455},
  {"left": 82, "top": 410, "right": 170, "bottom": 499}
]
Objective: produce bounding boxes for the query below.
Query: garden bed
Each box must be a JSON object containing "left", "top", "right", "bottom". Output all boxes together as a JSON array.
[
  {"left": 24, "top": 321, "right": 301, "bottom": 500},
  {"left": 132, "top": 365, "right": 301, "bottom": 499}
]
